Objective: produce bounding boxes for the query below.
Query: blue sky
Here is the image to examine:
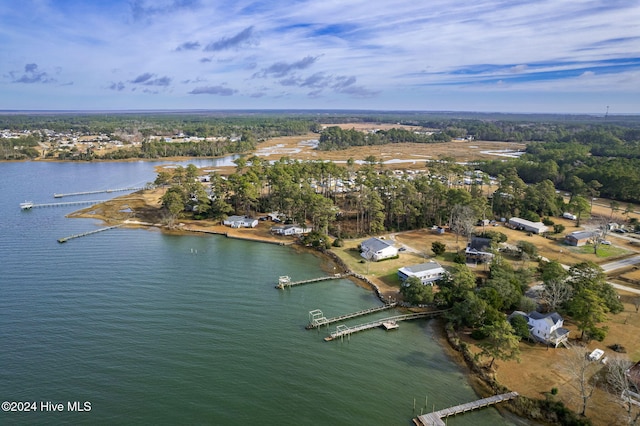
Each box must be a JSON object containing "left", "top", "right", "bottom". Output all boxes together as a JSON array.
[{"left": 1, "top": 0, "right": 639, "bottom": 113}]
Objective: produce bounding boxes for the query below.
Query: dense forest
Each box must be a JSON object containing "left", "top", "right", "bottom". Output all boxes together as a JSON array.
[{"left": 477, "top": 127, "right": 640, "bottom": 202}]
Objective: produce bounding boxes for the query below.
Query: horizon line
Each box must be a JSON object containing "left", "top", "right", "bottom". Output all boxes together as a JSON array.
[{"left": 0, "top": 108, "right": 634, "bottom": 117}]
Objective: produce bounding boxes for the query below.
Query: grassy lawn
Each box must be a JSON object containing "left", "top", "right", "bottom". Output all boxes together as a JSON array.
[{"left": 574, "top": 244, "right": 630, "bottom": 258}]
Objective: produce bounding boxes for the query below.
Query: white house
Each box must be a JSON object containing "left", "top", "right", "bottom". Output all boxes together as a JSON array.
[
  {"left": 508, "top": 217, "right": 549, "bottom": 234},
  {"left": 360, "top": 237, "right": 398, "bottom": 261},
  {"left": 509, "top": 311, "right": 569, "bottom": 348},
  {"left": 223, "top": 215, "right": 259, "bottom": 228},
  {"left": 271, "top": 224, "right": 310, "bottom": 236},
  {"left": 398, "top": 261, "right": 446, "bottom": 285}
]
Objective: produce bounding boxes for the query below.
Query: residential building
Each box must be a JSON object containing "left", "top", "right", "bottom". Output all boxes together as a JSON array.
[
  {"left": 508, "top": 217, "right": 549, "bottom": 234},
  {"left": 564, "top": 230, "right": 597, "bottom": 247},
  {"left": 271, "top": 224, "right": 310, "bottom": 236},
  {"left": 465, "top": 237, "right": 494, "bottom": 263},
  {"left": 360, "top": 237, "right": 398, "bottom": 261},
  {"left": 223, "top": 215, "right": 259, "bottom": 228},
  {"left": 509, "top": 311, "right": 570, "bottom": 348},
  {"left": 398, "top": 261, "right": 446, "bottom": 285}
]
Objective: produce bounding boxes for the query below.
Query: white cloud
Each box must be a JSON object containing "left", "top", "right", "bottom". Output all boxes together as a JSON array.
[{"left": 0, "top": 0, "right": 638, "bottom": 111}]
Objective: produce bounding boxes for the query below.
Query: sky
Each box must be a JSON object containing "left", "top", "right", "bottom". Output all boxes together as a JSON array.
[{"left": 1, "top": 0, "right": 639, "bottom": 113}]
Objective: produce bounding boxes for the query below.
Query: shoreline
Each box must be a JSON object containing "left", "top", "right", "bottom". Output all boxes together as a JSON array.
[{"left": 66, "top": 195, "right": 555, "bottom": 425}]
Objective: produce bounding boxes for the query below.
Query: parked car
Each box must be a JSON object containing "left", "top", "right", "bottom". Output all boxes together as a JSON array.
[{"left": 600, "top": 240, "right": 612, "bottom": 245}]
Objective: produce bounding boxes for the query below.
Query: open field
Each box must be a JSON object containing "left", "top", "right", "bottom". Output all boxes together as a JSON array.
[{"left": 247, "top": 132, "right": 527, "bottom": 172}]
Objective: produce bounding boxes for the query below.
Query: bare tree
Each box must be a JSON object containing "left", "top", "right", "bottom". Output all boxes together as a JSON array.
[
  {"left": 606, "top": 355, "right": 640, "bottom": 425},
  {"left": 450, "top": 204, "right": 476, "bottom": 244},
  {"left": 592, "top": 215, "right": 612, "bottom": 254},
  {"left": 542, "top": 279, "right": 573, "bottom": 312},
  {"left": 562, "top": 343, "right": 601, "bottom": 417}
]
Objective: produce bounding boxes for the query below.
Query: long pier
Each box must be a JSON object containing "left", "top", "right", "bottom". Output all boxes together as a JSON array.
[
  {"left": 20, "top": 200, "right": 107, "bottom": 210},
  {"left": 414, "top": 392, "right": 519, "bottom": 425},
  {"left": 307, "top": 304, "right": 397, "bottom": 329},
  {"left": 324, "top": 310, "right": 448, "bottom": 341},
  {"left": 276, "top": 274, "right": 348, "bottom": 289},
  {"left": 54, "top": 187, "right": 144, "bottom": 198},
  {"left": 58, "top": 224, "right": 122, "bottom": 243}
]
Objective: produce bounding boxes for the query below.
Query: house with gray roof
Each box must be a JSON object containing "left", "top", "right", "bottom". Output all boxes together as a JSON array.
[
  {"left": 509, "top": 310, "right": 569, "bottom": 348},
  {"left": 398, "top": 261, "right": 446, "bottom": 285},
  {"left": 223, "top": 215, "right": 258, "bottom": 228},
  {"left": 360, "top": 237, "right": 398, "bottom": 261},
  {"left": 564, "top": 230, "right": 597, "bottom": 246},
  {"left": 465, "top": 237, "right": 494, "bottom": 263},
  {"left": 271, "top": 224, "right": 310, "bottom": 236},
  {"left": 508, "top": 217, "right": 549, "bottom": 234}
]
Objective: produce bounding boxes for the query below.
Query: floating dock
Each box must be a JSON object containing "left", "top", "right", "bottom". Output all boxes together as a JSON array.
[
  {"left": 53, "top": 187, "right": 144, "bottom": 198},
  {"left": 307, "top": 304, "right": 397, "bottom": 329},
  {"left": 276, "top": 274, "right": 347, "bottom": 289},
  {"left": 413, "top": 392, "right": 519, "bottom": 425},
  {"left": 58, "top": 224, "right": 122, "bottom": 243}
]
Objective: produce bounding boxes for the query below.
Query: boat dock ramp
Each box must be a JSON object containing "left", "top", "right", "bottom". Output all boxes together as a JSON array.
[
  {"left": 307, "top": 304, "right": 397, "bottom": 329},
  {"left": 58, "top": 224, "right": 122, "bottom": 243},
  {"left": 276, "top": 274, "right": 348, "bottom": 289},
  {"left": 413, "top": 392, "right": 519, "bottom": 425}
]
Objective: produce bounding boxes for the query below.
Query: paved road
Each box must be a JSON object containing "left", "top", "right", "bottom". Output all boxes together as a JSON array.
[
  {"left": 600, "top": 255, "right": 640, "bottom": 272},
  {"left": 610, "top": 282, "right": 640, "bottom": 295}
]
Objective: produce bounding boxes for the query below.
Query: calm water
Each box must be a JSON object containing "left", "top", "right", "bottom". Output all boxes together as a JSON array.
[{"left": 0, "top": 160, "right": 514, "bottom": 425}]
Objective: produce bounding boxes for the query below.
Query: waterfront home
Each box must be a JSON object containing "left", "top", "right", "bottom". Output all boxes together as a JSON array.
[
  {"left": 509, "top": 311, "right": 569, "bottom": 348},
  {"left": 223, "top": 215, "right": 259, "bottom": 228},
  {"left": 398, "top": 261, "right": 446, "bottom": 285},
  {"left": 360, "top": 237, "right": 398, "bottom": 261},
  {"left": 564, "top": 230, "right": 597, "bottom": 247},
  {"left": 271, "top": 224, "right": 310, "bottom": 236},
  {"left": 507, "top": 217, "right": 549, "bottom": 234},
  {"left": 465, "top": 237, "right": 494, "bottom": 263}
]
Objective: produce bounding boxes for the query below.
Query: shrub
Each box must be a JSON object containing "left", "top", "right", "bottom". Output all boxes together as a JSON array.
[
  {"left": 471, "top": 328, "right": 488, "bottom": 340},
  {"left": 432, "top": 241, "right": 446, "bottom": 256},
  {"left": 453, "top": 251, "right": 466, "bottom": 264}
]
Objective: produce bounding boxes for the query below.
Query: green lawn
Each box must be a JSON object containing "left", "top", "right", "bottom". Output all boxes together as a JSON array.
[{"left": 574, "top": 243, "right": 630, "bottom": 258}]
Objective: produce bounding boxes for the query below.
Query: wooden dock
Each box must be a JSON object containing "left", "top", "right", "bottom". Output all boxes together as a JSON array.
[
  {"left": 276, "top": 274, "right": 348, "bottom": 289},
  {"left": 20, "top": 200, "right": 107, "bottom": 210},
  {"left": 307, "top": 304, "right": 397, "bottom": 329},
  {"left": 54, "top": 187, "right": 143, "bottom": 198},
  {"left": 324, "top": 310, "right": 448, "bottom": 341},
  {"left": 58, "top": 224, "right": 122, "bottom": 243},
  {"left": 414, "top": 392, "right": 519, "bottom": 426}
]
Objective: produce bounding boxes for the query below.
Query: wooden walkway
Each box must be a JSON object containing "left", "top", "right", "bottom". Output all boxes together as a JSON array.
[
  {"left": 54, "top": 187, "right": 143, "bottom": 198},
  {"left": 414, "top": 392, "right": 519, "bottom": 426},
  {"left": 324, "top": 310, "right": 448, "bottom": 341},
  {"left": 58, "top": 224, "right": 122, "bottom": 243},
  {"left": 20, "top": 200, "right": 107, "bottom": 210},
  {"left": 276, "top": 274, "right": 348, "bottom": 289},
  {"left": 306, "top": 304, "right": 397, "bottom": 329}
]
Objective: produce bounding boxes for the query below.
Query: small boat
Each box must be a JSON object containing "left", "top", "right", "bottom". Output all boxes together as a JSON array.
[{"left": 20, "top": 201, "right": 34, "bottom": 210}]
